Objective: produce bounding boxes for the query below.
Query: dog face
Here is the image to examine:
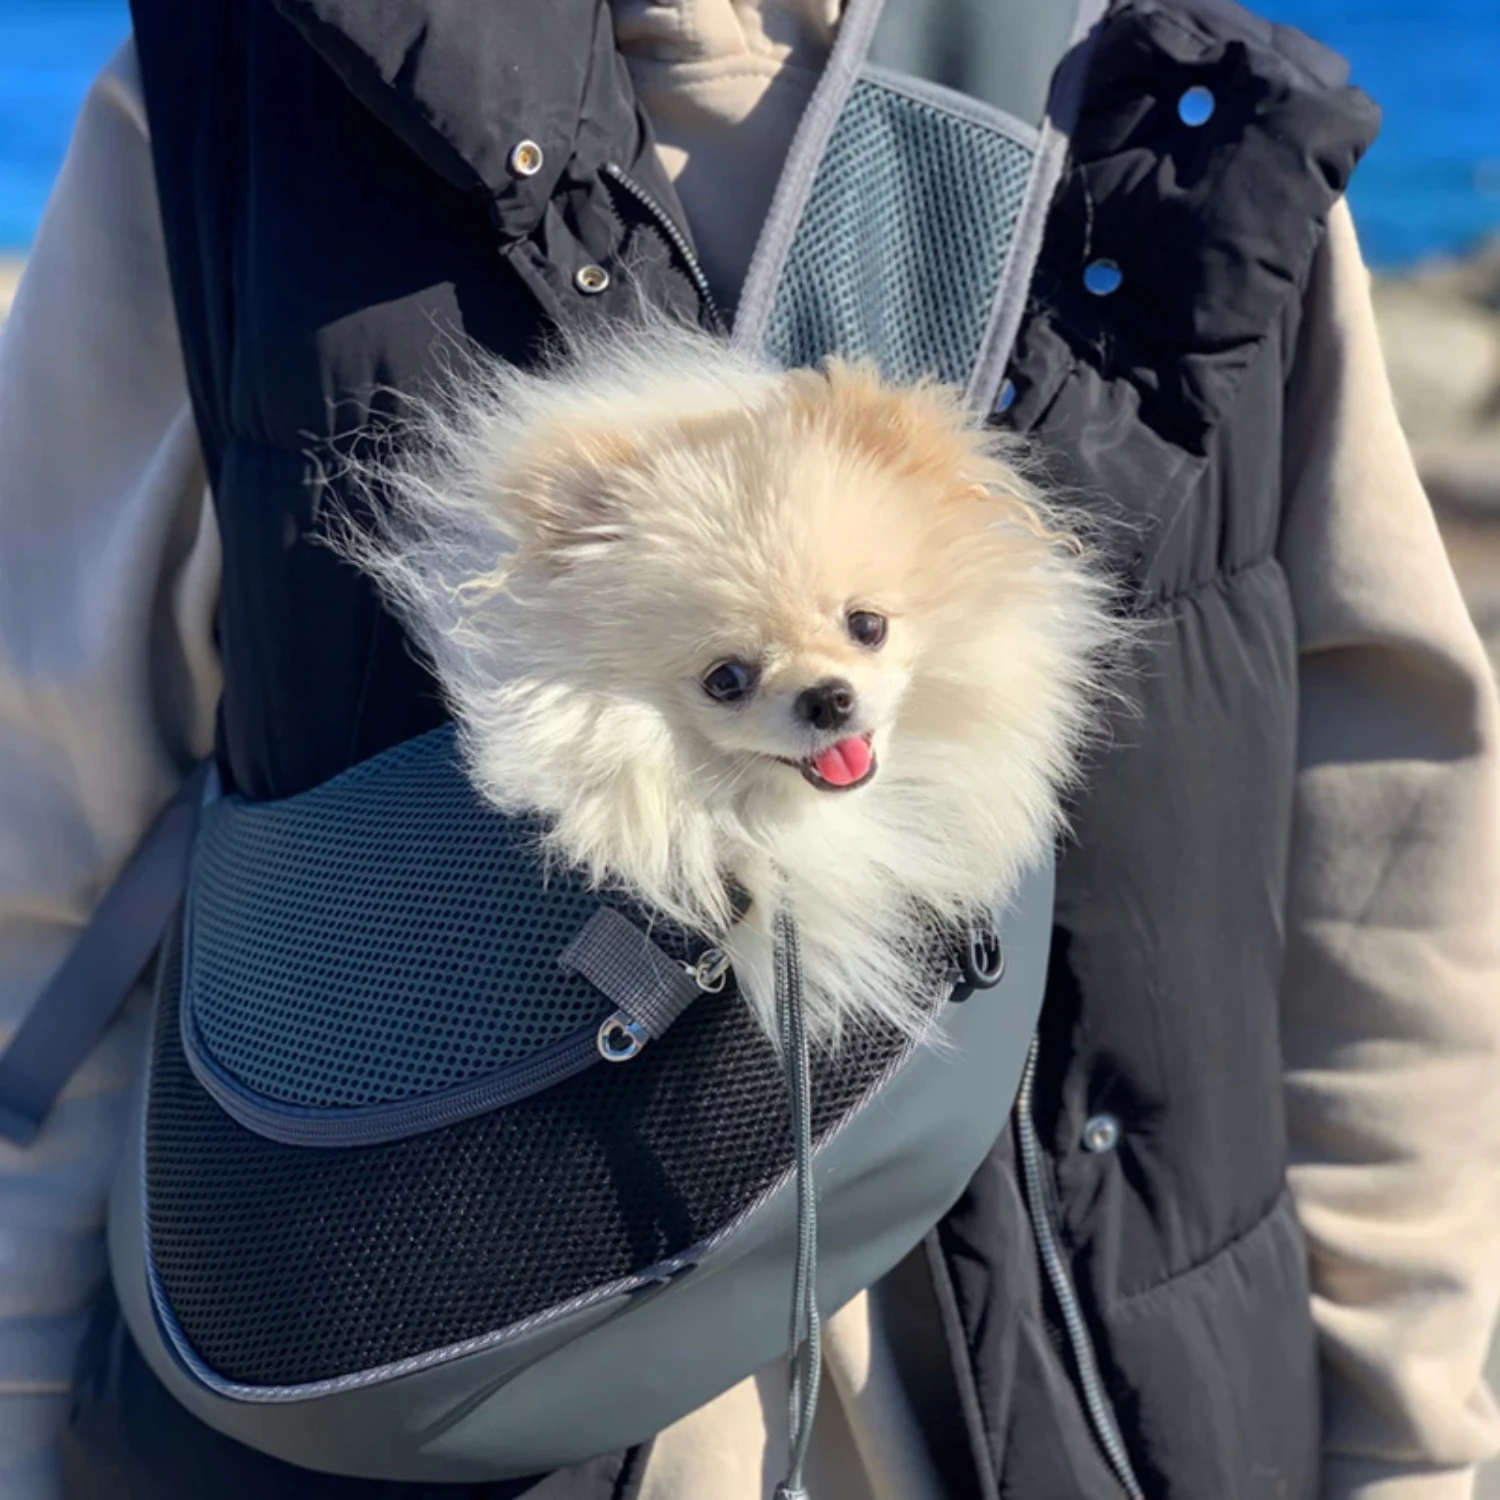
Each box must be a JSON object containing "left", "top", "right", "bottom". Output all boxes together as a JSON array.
[
  {"left": 640, "top": 416, "right": 933, "bottom": 798},
  {"left": 688, "top": 602, "right": 899, "bottom": 794},
  {"left": 670, "top": 565, "right": 914, "bottom": 798},
  {"left": 493, "top": 360, "right": 1030, "bottom": 810}
]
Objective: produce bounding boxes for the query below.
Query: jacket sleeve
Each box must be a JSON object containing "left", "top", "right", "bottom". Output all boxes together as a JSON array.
[
  {"left": 0, "top": 39, "right": 219, "bottom": 1497},
  {"left": 1279, "top": 197, "right": 1500, "bottom": 1500}
]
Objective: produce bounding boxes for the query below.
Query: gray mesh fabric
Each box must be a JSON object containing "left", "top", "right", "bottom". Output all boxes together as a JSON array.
[
  {"left": 763, "top": 74, "right": 1034, "bottom": 385},
  {"left": 186, "top": 727, "right": 661, "bottom": 1110}
]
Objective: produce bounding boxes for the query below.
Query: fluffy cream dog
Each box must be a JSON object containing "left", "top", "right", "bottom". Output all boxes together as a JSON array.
[{"left": 340, "top": 322, "right": 1118, "bottom": 1049}]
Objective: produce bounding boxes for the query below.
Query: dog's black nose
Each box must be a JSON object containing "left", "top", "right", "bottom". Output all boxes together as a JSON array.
[{"left": 794, "top": 679, "right": 856, "bottom": 732}]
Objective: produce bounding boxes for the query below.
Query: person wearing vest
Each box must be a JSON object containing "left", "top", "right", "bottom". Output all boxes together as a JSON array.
[{"left": 0, "top": 0, "right": 1496, "bottom": 1497}]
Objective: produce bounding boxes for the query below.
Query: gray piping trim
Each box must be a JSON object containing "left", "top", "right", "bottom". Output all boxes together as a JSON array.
[
  {"left": 731, "top": 0, "right": 886, "bottom": 359},
  {"left": 142, "top": 959, "right": 946, "bottom": 1406},
  {"left": 145, "top": 1202, "right": 696, "bottom": 1406},
  {"left": 963, "top": 0, "right": 1108, "bottom": 412},
  {"left": 861, "top": 63, "right": 1040, "bottom": 151}
]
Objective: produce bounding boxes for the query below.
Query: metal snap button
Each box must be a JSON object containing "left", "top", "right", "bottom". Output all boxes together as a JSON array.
[
  {"left": 1083, "top": 259, "right": 1123, "bottom": 297},
  {"left": 508, "top": 139, "right": 545, "bottom": 178},
  {"left": 575, "top": 264, "right": 611, "bottom": 295},
  {"left": 1082, "top": 1113, "right": 1121, "bottom": 1153},
  {"left": 1177, "top": 85, "right": 1216, "bottom": 127}
]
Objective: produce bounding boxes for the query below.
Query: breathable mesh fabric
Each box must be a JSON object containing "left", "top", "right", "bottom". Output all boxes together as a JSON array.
[
  {"left": 764, "top": 74, "right": 1034, "bottom": 386},
  {"left": 146, "top": 912, "right": 916, "bottom": 1388},
  {"left": 188, "top": 729, "right": 644, "bottom": 1109}
]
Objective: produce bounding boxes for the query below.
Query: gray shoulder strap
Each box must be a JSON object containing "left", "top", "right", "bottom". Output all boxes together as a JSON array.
[
  {"left": 0, "top": 763, "right": 210, "bottom": 1145},
  {"left": 864, "top": 0, "right": 1084, "bottom": 130}
]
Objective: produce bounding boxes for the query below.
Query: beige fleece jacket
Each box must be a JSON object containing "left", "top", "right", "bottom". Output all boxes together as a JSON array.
[{"left": 0, "top": 11, "right": 1496, "bottom": 1500}]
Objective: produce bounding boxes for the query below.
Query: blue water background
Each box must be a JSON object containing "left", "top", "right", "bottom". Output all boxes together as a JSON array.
[{"left": 0, "top": 0, "right": 1496, "bottom": 267}]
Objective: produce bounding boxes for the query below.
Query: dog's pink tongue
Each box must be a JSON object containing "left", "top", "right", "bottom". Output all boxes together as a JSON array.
[{"left": 812, "top": 736, "right": 872, "bottom": 787}]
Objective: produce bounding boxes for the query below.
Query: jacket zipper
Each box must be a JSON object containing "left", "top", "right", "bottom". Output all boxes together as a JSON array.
[
  {"left": 602, "top": 162, "right": 728, "bottom": 338},
  {"left": 1015, "top": 1037, "right": 1146, "bottom": 1500}
]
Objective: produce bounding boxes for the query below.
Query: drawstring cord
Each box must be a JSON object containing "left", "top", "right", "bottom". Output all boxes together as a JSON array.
[{"left": 773, "top": 901, "right": 821, "bottom": 1500}]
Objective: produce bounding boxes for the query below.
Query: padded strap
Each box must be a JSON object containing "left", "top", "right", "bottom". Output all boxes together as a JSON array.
[{"left": 0, "top": 764, "right": 210, "bottom": 1146}]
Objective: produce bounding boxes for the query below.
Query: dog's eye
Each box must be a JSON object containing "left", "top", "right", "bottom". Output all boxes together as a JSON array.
[
  {"left": 702, "top": 660, "right": 759, "bottom": 703},
  {"left": 846, "top": 610, "right": 888, "bottom": 650}
]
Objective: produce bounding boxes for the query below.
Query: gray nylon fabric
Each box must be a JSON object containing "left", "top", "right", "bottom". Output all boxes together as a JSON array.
[
  {"left": 865, "top": 0, "right": 1080, "bottom": 126},
  {"left": 961, "top": 0, "right": 1105, "bottom": 411},
  {"left": 558, "top": 908, "right": 703, "bottom": 1041},
  {"left": 0, "top": 762, "right": 207, "bottom": 1145},
  {"left": 761, "top": 71, "right": 1034, "bottom": 384}
]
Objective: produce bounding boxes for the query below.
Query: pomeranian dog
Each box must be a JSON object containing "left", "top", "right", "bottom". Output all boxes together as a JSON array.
[{"left": 338, "top": 321, "right": 1118, "bottom": 1050}]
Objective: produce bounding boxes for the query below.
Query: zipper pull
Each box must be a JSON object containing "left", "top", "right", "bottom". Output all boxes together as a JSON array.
[
  {"left": 597, "top": 948, "right": 731, "bottom": 1061},
  {"left": 597, "top": 1014, "right": 648, "bottom": 1062},
  {"left": 687, "top": 947, "right": 732, "bottom": 994}
]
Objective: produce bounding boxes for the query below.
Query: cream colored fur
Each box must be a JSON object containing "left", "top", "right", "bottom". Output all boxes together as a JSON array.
[{"left": 336, "top": 321, "right": 1120, "bottom": 1049}]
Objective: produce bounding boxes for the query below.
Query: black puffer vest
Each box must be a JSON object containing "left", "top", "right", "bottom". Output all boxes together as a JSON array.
[{"left": 80, "top": 0, "right": 1377, "bottom": 1495}]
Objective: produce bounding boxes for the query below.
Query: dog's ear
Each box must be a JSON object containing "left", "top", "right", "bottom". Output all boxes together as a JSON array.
[
  {"left": 793, "top": 359, "right": 979, "bottom": 494},
  {"left": 500, "top": 423, "right": 646, "bottom": 565},
  {"left": 797, "top": 360, "right": 1071, "bottom": 543}
]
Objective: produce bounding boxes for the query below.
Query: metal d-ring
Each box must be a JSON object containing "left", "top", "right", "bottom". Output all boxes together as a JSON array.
[
  {"left": 961, "top": 924, "right": 1006, "bottom": 990},
  {"left": 689, "top": 947, "right": 732, "bottom": 994}
]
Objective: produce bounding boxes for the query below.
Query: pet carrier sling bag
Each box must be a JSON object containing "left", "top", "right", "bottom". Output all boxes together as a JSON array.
[{"left": 0, "top": 722, "right": 1052, "bottom": 1485}]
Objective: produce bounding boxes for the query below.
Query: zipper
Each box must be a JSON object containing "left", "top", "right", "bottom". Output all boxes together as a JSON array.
[
  {"left": 181, "top": 1013, "right": 610, "bottom": 1149},
  {"left": 602, "top": 162, "right": 728, "bottom": 338},
  {"left": 1015, "top": 1037, "right": 1146, "bottom": 1500},
  {"left": 181, "top": 941, "right": 732, "bottom": 1150}
]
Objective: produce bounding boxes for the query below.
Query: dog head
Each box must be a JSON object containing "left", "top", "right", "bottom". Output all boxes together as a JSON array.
[
  {"left": 485, "top": 354, "right": 1067, "bottom": 815},
  {"left": 341, "top": 324, "right": 1112, "bottom": 944}
]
